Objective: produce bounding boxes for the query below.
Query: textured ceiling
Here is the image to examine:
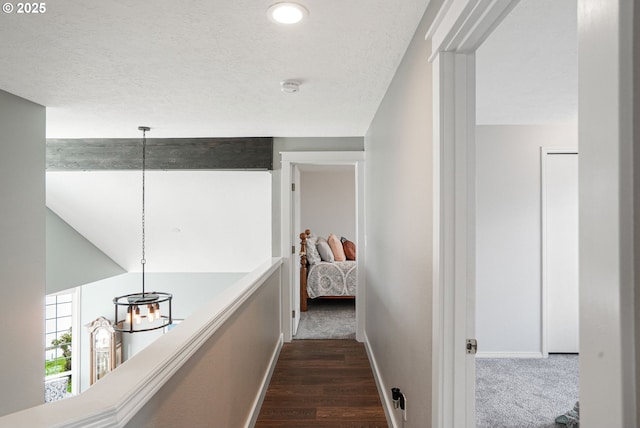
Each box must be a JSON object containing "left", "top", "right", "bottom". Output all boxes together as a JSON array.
[
  {"left": 31, "top": 1, "right": 579, "bottom": 275},
  {"left": 0, "top": 0, "right": 430, "bottom": 138}
]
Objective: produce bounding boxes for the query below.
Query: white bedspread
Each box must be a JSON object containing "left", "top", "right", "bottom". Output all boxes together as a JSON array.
[{"left": 307, "top": 261, "right": 357, "bottom": 298}]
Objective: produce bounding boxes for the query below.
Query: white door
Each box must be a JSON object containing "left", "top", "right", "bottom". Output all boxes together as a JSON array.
[
  {"left": 543, "top": 151, "right": 579, "bottom": 353},
  {"left": 292, "top": 166, "right": 302, "bottom": 335}
]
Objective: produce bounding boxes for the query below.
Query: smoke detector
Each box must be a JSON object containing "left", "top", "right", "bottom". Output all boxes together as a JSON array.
[{"left": 281, "top": 80, "right": 301, "bottom": 93}]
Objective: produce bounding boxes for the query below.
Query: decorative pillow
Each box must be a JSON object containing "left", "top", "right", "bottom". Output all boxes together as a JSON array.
[
  {"left": 328, "top": 233, "right": 346, "bottom": 261},
  {"left": 305, "top": 234, "right": 322, "bottom": 265},
  {"left": 315, "top": 236, "right": 335, "bottom": 262},
  {"left": 341, "top": 237, "right": 356, "bottom": 260}
]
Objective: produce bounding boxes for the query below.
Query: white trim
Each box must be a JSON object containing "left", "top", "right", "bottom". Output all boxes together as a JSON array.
[
  {"left": 540, "top": 147, "right": 578, "bottom": 358},
  {"left": 425, "top": 0, "right": 455, "bottom": 40},
  {"left": 71, "top": 286, "right": 81, "bottom": 395},
  {"left": 428, "top": 2, "right": 519, "bottom": 427},
  {"left": 280, "top": 151, "right": 366, "bottom": 342},
  {"left": 363, "top": 332, "right": 396, "bottom": 428},
  {"left": 281, "top": 151, "right": 365, "bottom": 163},
  {"left": 291, "top": 166, "right": 302, "bottom": 335},
  {"left": 432, "top": 49, "right": 477, "bottom": 428},
  {"left": 0, "top": 259, "right": 283, "bottom": 428},
  {"left": 476, "top": 352, "right": 544, "bottom": 359},
  {"left": 427, "top": 0, "right": 520, "bottom": 62},
  {"left": 246, "top": 333, "right": 284, "bottom": 428},
  {"left": 280, "top": 161, "right": 293, "bottom": 342},
  {"left": 578, "top": 2, "right": 636, "bottom": 423}
]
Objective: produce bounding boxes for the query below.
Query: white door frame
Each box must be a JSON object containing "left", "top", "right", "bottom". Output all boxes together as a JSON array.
[
  {"left": 426, "top": 1, "right": 520, "bottom": 427},
  {"left": 280, "top": 151, "right": 365, "bottom": 342},
  {"left": 540, "top": 147, "right": 579, "bottom": 357},
  {"left": 577, "top": 0, "right": 636, "bottom": 425},
  {"left": 429, "top": 1, "right": 638, "bottom": 427},
  {"left": 291, "top": 165, "right": 302, "bottom": 335}
]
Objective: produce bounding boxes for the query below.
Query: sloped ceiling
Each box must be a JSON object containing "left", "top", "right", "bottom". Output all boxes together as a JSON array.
[{"left": 46, "top": 171, "right": 272, "bottom": 273}]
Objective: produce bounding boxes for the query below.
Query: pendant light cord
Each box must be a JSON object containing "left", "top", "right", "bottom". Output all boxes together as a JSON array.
[{"left": 141, "top": 127, "right": 147, "bottom": 295}]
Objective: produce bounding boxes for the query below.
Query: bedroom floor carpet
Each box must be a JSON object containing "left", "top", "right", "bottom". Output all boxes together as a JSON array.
[
  {"left": 294, "top": 299, "right": 356, "bottom": 340},
  {"left": 476, "top": 354, "right": 579, "bottom": 428}
]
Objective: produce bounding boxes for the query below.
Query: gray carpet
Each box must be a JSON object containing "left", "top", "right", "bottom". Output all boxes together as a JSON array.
[
  {"left": 476, "top": 354, "right": 579, "bottom": 428},
  {"left": 294, "top": 299, "right": 356, "bottom": 340}
]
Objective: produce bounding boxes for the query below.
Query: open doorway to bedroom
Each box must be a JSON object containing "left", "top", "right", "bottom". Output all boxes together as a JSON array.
[
  {"left": 279, "top": 151, "right": 365, "bottom": 343},
  {"left": 473, "top": 0, "right": 579, "bottom": 426},
  {"left": 293, "top": 164, "right": 357, "bottom": 340}
]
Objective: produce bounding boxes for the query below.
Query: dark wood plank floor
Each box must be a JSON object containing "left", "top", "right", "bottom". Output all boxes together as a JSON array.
[{"left": 255, "top": 340, "right": 388, "bottom": 428}]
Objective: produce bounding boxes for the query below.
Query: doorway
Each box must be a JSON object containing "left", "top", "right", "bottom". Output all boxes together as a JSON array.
[
  {"left": 427, "top": 0, "right": 580, "bottom": 426},
  {"left": 473, "top": 1, "right": 579, "bottom": 424},
  {"left": 279, "top": 151, "right": 365, "bottom": 343},
  {"left": 430, "top": 1, "right": 636, "bottom": 426},
  {"left": 293, "top": 164, "right": 357, "bottom": 340}
]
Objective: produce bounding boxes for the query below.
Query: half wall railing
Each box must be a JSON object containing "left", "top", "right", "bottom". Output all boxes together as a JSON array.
[{"left": 0, "top": 258, "right": 283, "bottom": 428}]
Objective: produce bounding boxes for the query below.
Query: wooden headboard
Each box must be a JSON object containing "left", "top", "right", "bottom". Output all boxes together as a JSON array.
[{"left": 299, "top": 229, "right": 311, "bottom": 312}]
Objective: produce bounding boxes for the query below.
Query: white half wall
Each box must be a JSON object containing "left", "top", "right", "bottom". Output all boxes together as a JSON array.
[
  {"left": 300, "top": 168, "right": 356, "bottom": 240},
  {"left": 46, "top": 208, "right": 125, "bottom": 294},
  {"left": 0, "top": 89, "right": 45, "bottom": 415},
  {"left": 475, "top": 124, "right": 577, "bottom": 354},
  {"left": 123, "top": 266, "right": 282, "bottom": 428}
]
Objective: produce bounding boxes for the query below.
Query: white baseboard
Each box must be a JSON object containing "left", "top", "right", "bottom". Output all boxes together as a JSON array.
[
  {"left": 476, "top": 351, "right": 544, "bottom": 359},
  {"left": 246, "top": 333, "right": 284, "bottom": 428},
  {"left": 363, "top": 332, "right": 397, "bottom": 428}
]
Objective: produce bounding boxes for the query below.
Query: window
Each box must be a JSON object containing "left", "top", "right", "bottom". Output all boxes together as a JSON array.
[{"left": 45, "top": 292, "right": 75, "bottom": 400}]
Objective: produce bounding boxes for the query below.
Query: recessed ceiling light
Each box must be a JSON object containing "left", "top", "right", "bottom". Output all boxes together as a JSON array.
[{"left": 268, "top": 2, "right": 309, "bottom": 24}]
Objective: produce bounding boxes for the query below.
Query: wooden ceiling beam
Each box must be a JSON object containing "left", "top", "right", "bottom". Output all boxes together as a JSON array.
[{"left": 46, "top": 137, "right": 273, "bottom": 170}]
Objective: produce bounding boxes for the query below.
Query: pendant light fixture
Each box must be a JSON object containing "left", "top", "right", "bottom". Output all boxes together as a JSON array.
[{"left": 113, "top": 126, "right": 172, "bottom": 333}]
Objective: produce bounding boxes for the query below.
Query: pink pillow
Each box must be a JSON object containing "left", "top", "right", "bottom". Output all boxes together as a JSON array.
[{"left": 327, "top": 233, "right": 346, "bottom": 261}]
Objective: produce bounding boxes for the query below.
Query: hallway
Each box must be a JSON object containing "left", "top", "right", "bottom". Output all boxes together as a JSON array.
[{"left": 255, "top": 340, "right": 387, "bottom": 427}]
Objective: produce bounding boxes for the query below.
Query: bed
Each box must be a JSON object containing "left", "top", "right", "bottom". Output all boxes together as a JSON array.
[{"left": 299, "top": 230, "right": 356, "bottom": 312}]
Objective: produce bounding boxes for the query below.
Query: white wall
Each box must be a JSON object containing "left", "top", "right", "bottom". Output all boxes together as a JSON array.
[
  {"left": 271, "top": 137, "right": 364, "bottom": 256},
  {"left": 300, "top": 168, "right": 356, "bottom": 240},
  {"left": 475, "top": 0, "right": 577, "bottom": 125},
  {"left": 46, "top": 208, "right": 125, "bottom": 294},
  {"left": 364, "top": 4, "right": 438, "bottom": 425},
  {"left": 0, "top": 90, "right": 45, "bottom": 416},
  {"left": 475, "top": 124, "right": 577, "bottom": 355},
  {"left": 79, "top": 272, "right": 246, "bottom": 392}
]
